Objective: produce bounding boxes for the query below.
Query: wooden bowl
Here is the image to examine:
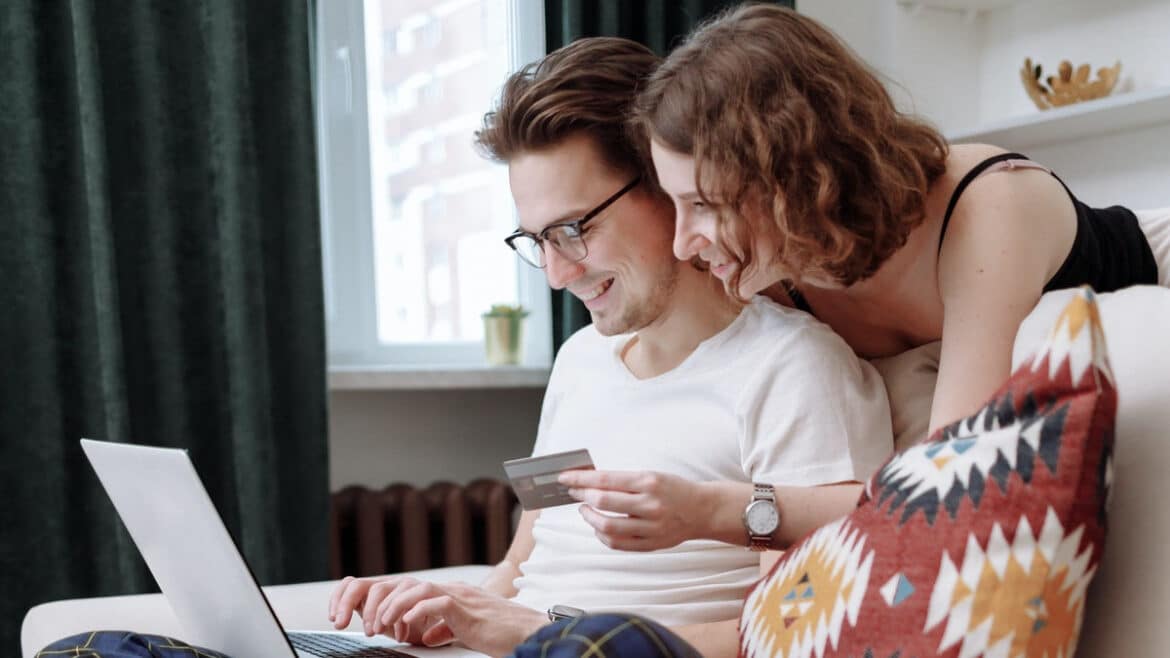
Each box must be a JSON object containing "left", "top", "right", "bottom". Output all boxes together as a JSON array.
[{"left": 1020, "top": 58, "right": 1122, "bottom": 110}]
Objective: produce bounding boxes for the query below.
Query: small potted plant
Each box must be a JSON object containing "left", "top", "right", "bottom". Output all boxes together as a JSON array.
[{"left": 482, "top": 303, "right": 529, "bottom": 365}]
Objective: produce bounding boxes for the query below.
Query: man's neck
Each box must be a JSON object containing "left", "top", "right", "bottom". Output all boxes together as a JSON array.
[{"left": 621, "top": 269, "right": 744, "bottom": 380}]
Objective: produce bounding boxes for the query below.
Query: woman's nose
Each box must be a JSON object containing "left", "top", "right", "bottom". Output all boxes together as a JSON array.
[{"left": 673, "top": 209, "right": 711, "bottom": 261}]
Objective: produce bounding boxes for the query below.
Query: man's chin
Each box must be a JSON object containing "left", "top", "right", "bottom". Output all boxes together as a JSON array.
[{"left": 589, "top": 311, "right": 632, "bottom": 337}]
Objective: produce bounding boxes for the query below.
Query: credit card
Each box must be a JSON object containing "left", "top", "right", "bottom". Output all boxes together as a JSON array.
[{"left": 503, "top": 448, "right": 595, "bottom": 510}]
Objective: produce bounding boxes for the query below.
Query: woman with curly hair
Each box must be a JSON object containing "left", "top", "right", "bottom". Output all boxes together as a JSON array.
[
  {"left": 560, "top": 1, "right": 1169, "bottom": 557},
  {"left": 639, "top": 2, "right": 1168, "bottom": 430}
]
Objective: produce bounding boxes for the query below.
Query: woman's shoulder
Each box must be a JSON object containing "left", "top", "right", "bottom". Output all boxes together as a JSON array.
[
  {"left": 930, "top": 144, "right": 1078, "bottom": 303},
  {"left": 927, "top": 143, "right": 1015, "bottom": 208},
  {"left": 930, "top": 143, "right": 1068, "bottom": 213}
]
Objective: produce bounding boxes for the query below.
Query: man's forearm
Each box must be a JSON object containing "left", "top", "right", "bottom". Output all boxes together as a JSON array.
[
  {"left": 671, "top": 618, "right": 740, "bottom": 658},
  {"left": 702, "top": 481, "right": 863, "bottom": 548},
  {"left": 482, "top": 509, "right": 538, "bottom": 598},
  {"left": 479, "top": 558, "right": 524, "bottom": 598}
]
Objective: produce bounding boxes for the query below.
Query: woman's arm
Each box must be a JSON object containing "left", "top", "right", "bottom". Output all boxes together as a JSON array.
[{"left": 931, "top": 165, "right": 1074, "bottom": 433}]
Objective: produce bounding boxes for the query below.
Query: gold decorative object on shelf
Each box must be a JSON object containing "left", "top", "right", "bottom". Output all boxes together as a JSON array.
[{"left": 1021, "top": 57, "right": 1122, "bottom": 110}]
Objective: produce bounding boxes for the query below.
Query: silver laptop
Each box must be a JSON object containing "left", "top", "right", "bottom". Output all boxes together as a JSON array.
[{"left": 80, "top": 438, "right": 487, "bottom": 658}]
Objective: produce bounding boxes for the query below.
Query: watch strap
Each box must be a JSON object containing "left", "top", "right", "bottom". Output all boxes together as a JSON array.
[{"left": 747, "top": 482, "right": 777, "bottom": 551}]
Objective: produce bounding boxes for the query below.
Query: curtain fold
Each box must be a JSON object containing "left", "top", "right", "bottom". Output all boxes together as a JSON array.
[
  {"left": 542, "top": 0, "right": 792, "bottom": 353},
  {"left": 0, "top": 1, "right": 328, "bottom": 651}
]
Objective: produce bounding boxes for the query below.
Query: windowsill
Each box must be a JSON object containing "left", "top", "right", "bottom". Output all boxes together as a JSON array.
[{"left": 327, "top": 364, "right": 551, "bottom": 391}]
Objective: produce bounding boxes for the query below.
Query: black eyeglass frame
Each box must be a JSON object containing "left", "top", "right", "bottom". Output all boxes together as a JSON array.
[{"left": 504, "top": 176, "right": 641, "bottom": 269}]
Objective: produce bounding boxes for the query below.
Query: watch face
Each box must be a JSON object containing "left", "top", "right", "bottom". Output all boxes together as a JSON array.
[{"left": 746, "top": 500, "right": 780, "bottom": 534}]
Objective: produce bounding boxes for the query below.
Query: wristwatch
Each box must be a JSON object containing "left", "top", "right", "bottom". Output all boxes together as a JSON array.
[
  {"left": 547, "top": 604, "right": 585, "bottom": 622},
  {"left": 743, "top": 482, "right": 780, "bottom": 551}
]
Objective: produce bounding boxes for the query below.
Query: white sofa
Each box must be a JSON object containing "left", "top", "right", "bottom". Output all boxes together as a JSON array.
[
  {"left": 20, "top": 564, "right": 492, "bottom": 657},
  {"left": 22, "top": 286, "right": 1170, "bottom": 657}
]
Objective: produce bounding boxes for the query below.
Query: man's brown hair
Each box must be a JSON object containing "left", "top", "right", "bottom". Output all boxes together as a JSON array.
[
  {"left": 475, "top": 37, "right": 662, "bottom": 185},
  {"left": 634, "top": 3, "right": 949, "bottom": 292}
]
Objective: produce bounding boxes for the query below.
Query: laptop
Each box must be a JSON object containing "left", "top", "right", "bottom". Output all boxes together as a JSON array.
[{"left": 80, "top": 438, "right": 488, "bottom": 658}]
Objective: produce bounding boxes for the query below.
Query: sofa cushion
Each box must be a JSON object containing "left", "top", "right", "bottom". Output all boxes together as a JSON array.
[
  {"left": 740, "top": 287, "right": 1116, "bottom": 658},
  {"left": 1012, "top": 285, "right": 1170, "bottom": 656},
  {"left": 870, "top": 340, "right": 940, "bottom": 453}
]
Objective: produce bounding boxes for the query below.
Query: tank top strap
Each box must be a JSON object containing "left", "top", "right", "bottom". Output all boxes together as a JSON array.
[
  {"left": 782, "top": 279, "right": 813, "bottom": 315},
  {"left": 937, "top": 152, "right": 1038, "bottom": 254}
]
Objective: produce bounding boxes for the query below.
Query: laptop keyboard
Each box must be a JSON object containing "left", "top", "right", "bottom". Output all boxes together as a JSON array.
[{"left": 287, "top": 632, "right": 416, "bottom": 657}]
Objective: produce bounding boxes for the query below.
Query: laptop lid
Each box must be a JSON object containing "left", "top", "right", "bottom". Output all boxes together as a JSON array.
[
  {"left": 80, "top": 438, "right": 299, "bottom": 657},
  {"left": 81, "top": 438, "right": 489, "bottom": 658}
]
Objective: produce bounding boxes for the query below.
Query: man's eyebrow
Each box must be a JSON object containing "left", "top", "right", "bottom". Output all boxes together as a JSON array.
[
  {"left": 676, "top": 191, "right": 703, "bottom": 202},
  {"left": 518, "top": 208, "right": 590, "bottom": 234}
]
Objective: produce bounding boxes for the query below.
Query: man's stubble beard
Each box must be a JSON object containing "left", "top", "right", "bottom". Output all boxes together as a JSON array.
[{"left": 592, "top": 259, "right": 680, "bottom": 336}]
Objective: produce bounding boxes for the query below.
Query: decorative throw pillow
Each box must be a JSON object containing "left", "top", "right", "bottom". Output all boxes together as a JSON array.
[{"left": 740, "top": 287, "right": 1116, "bottom": 658}]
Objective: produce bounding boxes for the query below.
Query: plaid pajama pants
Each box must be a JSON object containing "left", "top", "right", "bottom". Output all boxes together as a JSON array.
[
  {"left": 511, "top": 613, "right": 702, "bottom": 658},
  {"left": 36, "top": 631, "right": 229, "bottom": 658},
  {"left": 38, "top": 613, "right": 699, "bottom": 658}
]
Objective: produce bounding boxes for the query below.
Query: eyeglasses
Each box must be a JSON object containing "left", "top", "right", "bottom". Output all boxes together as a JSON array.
[{"left": 505, "top": 177, "right": 641, "bottom": 269}]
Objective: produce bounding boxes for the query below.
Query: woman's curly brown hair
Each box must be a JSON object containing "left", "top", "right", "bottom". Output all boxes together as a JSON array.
[{"left": 634, "top": 3, "right": 948, "bottom": 293}]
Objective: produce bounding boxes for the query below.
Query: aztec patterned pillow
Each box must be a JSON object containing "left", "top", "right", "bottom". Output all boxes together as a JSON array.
[{"left": 740, "top": 288, "right": 1117, "bottom": 658}]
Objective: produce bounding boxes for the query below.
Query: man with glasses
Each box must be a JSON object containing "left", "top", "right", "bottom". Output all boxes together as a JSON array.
[{"left": 327, "top": 37, "right": 892, "bottom": 657}]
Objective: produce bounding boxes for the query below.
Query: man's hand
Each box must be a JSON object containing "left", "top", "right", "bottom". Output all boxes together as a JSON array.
[
  {"left": 557, "top": 469, "right": 715, "bottom": 550},
  {"left": 329, "top": 575, "right": 446, "bottom": 642},
  {"left": 328, "top": 575, "right": 547, "bottom": 657}
]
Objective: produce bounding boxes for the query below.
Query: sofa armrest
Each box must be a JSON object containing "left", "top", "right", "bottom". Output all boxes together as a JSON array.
[{"left": 1012, "top": 285, "right": 1170, "bottom": 656}]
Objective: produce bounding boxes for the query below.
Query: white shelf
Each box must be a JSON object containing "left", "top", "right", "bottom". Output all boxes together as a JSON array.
[
  {"left": 946, "top": 86, "right": 1170, "bottom": 151},
  {"left": 328, "top": 364, "right": 551, "bottom": 391}
]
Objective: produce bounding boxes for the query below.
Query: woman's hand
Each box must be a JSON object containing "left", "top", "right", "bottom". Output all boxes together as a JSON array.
[{"left": 557, "top": 470, "right": 719, "bottom": 550}]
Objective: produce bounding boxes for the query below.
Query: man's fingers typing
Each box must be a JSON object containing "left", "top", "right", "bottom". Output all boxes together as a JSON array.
[
  {"left": 363, "top": 579, "right": 406, "bottom": 633},
  {"left": 421, "top": 620, "right": 455, "bottom": 648},
  {"left": 332, "top": 577, "right": 372, "bottom": 630},
  {"left": 378, "top": 580, "right": 438, "bottom": 632},
  {"left": 327, "top": 576, "right": 355, "bottom": 622}
]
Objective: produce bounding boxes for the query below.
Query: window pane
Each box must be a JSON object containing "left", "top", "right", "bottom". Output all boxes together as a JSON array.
[{"left": 366, "top": 0, "right": 518, "bottom": 345}]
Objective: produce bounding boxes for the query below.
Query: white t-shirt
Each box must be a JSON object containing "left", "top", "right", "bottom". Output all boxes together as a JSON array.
[{"left": 510, "top": 296, "right": 893, "bottom": 626}]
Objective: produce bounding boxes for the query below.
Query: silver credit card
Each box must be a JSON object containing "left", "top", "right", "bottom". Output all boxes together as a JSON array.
[{"left": 503, "top": 448, "right": 595, "bottom": 510}]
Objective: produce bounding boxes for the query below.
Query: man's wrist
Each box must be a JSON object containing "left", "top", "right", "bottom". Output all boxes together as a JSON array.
[
  {"left": 744, "top": 482, "right": 780, "bottom": 551},
  {"left": 703, "top": 481, "right": 759, "bottom": 546}
]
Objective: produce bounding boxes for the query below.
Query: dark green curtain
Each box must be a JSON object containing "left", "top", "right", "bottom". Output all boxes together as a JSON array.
[
  {"left": 0, "top": 1, "right": 327, "bottom": 652},
  {"left": 544, "top": 0, "right": 793, "bottom": 353}
]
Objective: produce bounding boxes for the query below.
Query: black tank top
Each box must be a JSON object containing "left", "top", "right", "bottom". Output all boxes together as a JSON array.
[{"left": 939, "top": 152, "right": 1158, "bottom": 293}]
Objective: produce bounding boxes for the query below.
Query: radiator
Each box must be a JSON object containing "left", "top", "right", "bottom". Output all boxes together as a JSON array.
[{"left": 329, "top": 479, "right": 520, "bottom": 579}]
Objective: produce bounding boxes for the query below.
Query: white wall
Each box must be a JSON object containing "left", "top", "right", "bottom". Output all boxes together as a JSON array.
[
  {"left": 978, "top": 0, "right": 1170, "bottom": 125},
  {"left": 328, "top": 1, "right": 1170, "bottom": 493},
  {"left": 801, "top": 0, "right": 1170, "bottom": 207},
  {"left": 328, "top": 387, "right": 543, "bottom": 490}
]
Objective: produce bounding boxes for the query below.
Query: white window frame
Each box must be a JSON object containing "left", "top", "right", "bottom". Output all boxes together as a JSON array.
[{"left": 315, "top": 0, "right": 552, "bottom": 377}]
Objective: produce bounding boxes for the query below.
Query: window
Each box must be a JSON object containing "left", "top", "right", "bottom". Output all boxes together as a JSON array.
[{"left": 315, "top": 0, "right": 550, "bottom": 371}]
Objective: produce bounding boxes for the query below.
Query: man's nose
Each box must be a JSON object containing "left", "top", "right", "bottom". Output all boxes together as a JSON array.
[
  {"left": 543, "top": 246, "right": 585, "bottom": 290},
  {"left": 673, "top": 209, "right": 711, "bottom": 260}
]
